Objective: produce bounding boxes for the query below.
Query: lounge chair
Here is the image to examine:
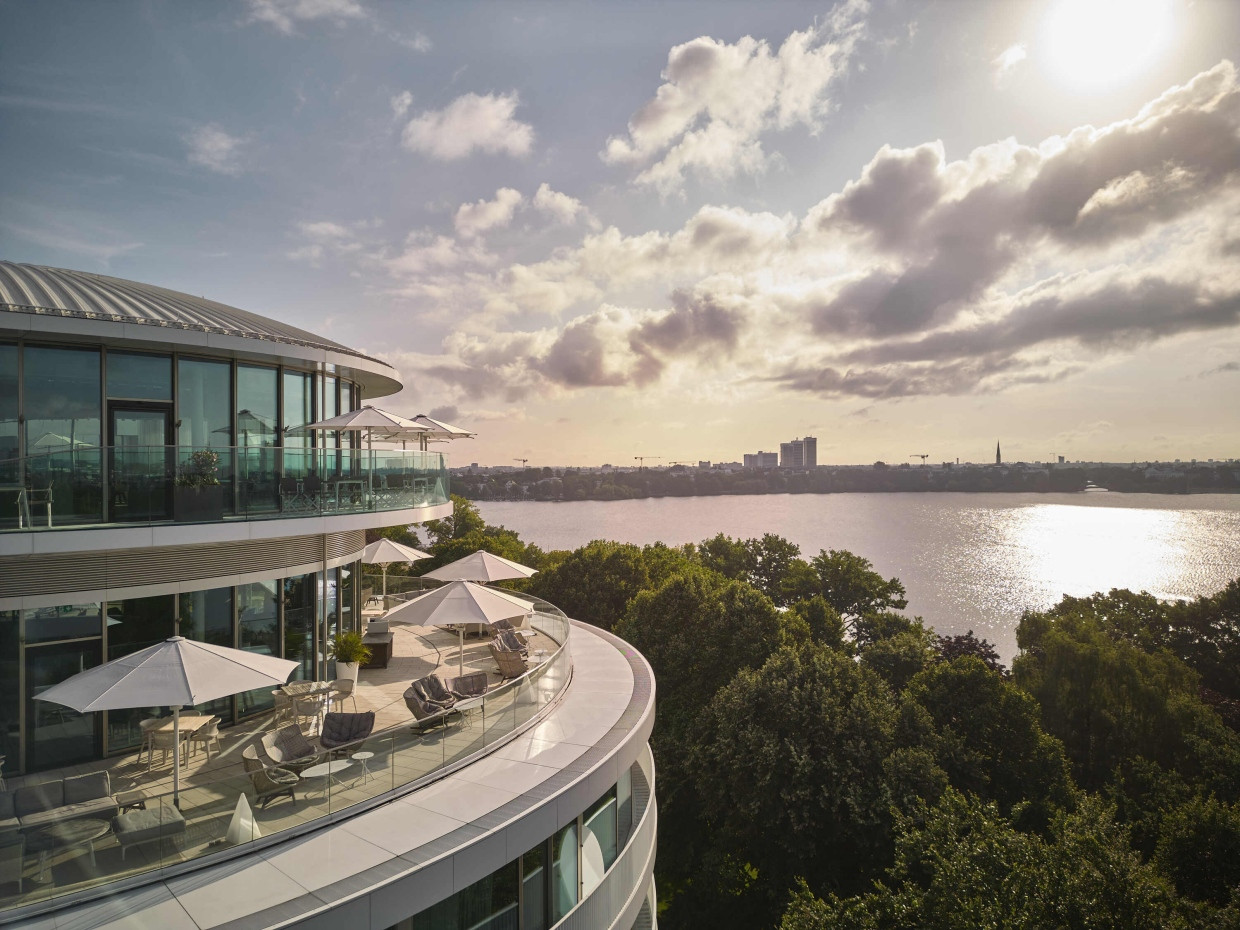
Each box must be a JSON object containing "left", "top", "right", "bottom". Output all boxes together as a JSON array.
[
  {"left": 412, "top": 674, "right": 456, "bottom": 709},
  {"left": 258, "top": 724, "right": 321, "bottom": 771},
  {"left": 319, "top": 711, "right": 375, "bottom": 755},
  {"left": 445, "top": 671, "right": 488, "bottom": 699},
  {"left": 489, "top": 642, "right": 528, "bottom": 680},
  {"left": 403, "top": 687, "right": 455, "bottom": 731},
  {"left": 242, "top": 745, "right": 298, "bottom": 809},
  {"left": 494, "top": 629, "right": 528, "bottom": 656}
]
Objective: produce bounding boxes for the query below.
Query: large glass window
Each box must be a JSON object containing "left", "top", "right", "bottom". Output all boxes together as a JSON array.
[
  {"left": 340, "top": 563, "right": 355, "bottom": 635},
  {"left": 238, "top": 580, "right": 279, "bottom": 715},
  {"left": 180, "top": 586, "right": 235, "bottom": 724},
  {"left": 106, "top": 594, "right": 176, "bottom": 751},
  {"left": 282, "top": 369, "right": 314, "bottom": 479},
  {"left": 25, "top": 602, "right": 103, "bottom": 644},
  {"left": 582, "top": 787, "right": 618, "bottom": 897},
  {"left": 178, "top": 357, "right": 233, "bottom": 514},
  {"left": 26, "top": 637, "right": 102, "bottom": 772},
  {"left": 522, "top": 841, "right": 547, "bottom": 930},
  {"left": 283, "top": 572, "right": 317, "bottom": 682},
  {"left": 0, "top": 343, "right": 17, "bottom": 464},
  {"left": 322, "top": 375, "right": 339, "bottom": 474},
  {"left": 551, "top": 819, "right": 579, "bottom": 921},
  {"left": 410, "top": 860, "right": 519, "bottom": 930},
  {"left": 0, "top": 611, "right": 18, "bottom": 775},
  {"left": 238, "top": 364, "right": 278, "bottom": 512},
  {"left": 107, "top": 351, "right": 171, "bottom": 401},
  {"left": 24, "top": 345, "right": 102, "bottom": 523}
]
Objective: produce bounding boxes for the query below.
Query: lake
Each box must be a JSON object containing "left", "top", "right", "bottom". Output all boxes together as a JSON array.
[{"left": 476, "top": 492, "right": 1240, "bottom": 664}]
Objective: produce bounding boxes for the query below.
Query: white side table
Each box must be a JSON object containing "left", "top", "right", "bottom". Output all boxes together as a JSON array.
[
  {"left": 351, "top": 751, "right": 375, "bottom": 785},
  {"left": 300, "top": 759, "right": 352, "bottom": 798}
]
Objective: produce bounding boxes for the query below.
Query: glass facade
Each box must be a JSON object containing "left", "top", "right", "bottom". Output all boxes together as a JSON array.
[
  {"left": 0, "top": 339, "right": 370, "bottom": 530},
  {"left": 0, "top": 563, "right": 358, "bottom": 775},
  {"left": 386, "top": 784, "right": 627, "bottom": 930}
]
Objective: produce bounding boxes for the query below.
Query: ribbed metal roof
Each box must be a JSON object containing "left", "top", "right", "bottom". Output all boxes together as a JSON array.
[{"left": 0, "top": 261, "right": 379, "bottom": 362}]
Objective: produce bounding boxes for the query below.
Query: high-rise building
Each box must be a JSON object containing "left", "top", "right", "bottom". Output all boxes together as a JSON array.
[
  {"left": 780, "top": 436, "right": 817, "bottom": 468},
  {"left": 744, "top": 451, "right": 778, "bottom": 468},
  {"left": 0, "top": 262, "right": 657, "bottom": 930}
]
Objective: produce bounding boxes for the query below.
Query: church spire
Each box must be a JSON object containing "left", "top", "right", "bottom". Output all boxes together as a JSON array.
[{"left": 995, "top": 441, "right": 1001, "bottom": 465}]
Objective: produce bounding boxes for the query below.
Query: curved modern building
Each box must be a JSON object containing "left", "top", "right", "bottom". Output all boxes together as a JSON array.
[{"left": 0, "top": 262, "right": 658, "bottom": 930}]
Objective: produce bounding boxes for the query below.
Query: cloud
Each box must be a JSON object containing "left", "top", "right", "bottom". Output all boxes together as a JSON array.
[
  {"left": 602, "top": 1, "right": 867, "bottom": 193},
  {"left": 992, "top": 43, "right": 1027, "bottom": 84},
  {"left": 533, "top": 183, "right": 593, "bottom": 227},
  {"left": 183, "top": 124, "right": 247, "bottom": 175},
  {"left": 455, "top": 188, "right": 524, "bottom": 238},
  {"left": 381, "top": 61, "right": 1240, "bottom": 406},
  {"left": 245, "top": 0, "right": 365, "bottom": 34},
  {"left": 1200, "top": 360, "right": 1240, "bottom": 377},
  {"left": 401, "top": 92, "right": 534, "bottom": 160},
  {"left": 286, "top": 219, "right": 368, "bottom": 262},
  {"left": 390, "top": 91, "right": 413, "bottom": 119}
]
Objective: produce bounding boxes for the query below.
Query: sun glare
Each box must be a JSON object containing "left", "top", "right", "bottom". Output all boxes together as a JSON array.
[{"left": 1041, "top": 0, "right": 1174, "bottom": 90}]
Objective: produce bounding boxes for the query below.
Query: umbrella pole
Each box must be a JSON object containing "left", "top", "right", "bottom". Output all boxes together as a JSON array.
[
  {"left": 382, "top": 564, "right": 387, "bottom": 600},
  {"left": 173, "top": 705, "right": 181, "bottom": 808},
  {"left": 459, "top": 628, "right": 465, "bottom": 676}
]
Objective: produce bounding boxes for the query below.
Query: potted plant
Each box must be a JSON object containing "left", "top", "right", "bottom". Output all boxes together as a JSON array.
[
  {"left": 328, "top": 630, "right": 371, "bottom": 682},
  {"left": 174, "top": 449, "right": 225, "bottom": 521}
]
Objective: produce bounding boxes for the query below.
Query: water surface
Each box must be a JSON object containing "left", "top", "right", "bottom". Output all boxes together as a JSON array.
[{"left": 476, "top": 492, "right": 1240, "bottom": 663}]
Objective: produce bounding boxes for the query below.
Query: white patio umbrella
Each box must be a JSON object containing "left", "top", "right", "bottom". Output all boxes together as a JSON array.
[
  {"left": 408, "top": 414, "right": 476, "bottom": 451},
  {"left": 384, "top": 580, "right": 533, "bottom": 675},
  {"left": 361, "top": 537, "right": 431, "bottom": 599},
  {"left": 423, "top": 550, "right": 537, "bottom": 584},
  {"left": 35, "top": 636, "right": 297, "bottom": 805},
  {"left": 300, "top": 406, "right": 432, "bottom": 451}
]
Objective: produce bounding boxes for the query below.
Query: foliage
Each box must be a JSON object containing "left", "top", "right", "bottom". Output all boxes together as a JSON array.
[
  {"left": 525, "top": 539, "right": 692, "bottom": 630},
  {"left": 421, "top": 493, "right": 486, "bottom": 547},
  {"left": 935, "top": 629, "right": 1005, "bottom": 674},
  {"left": 859, "top": 626, "right": 938, "bottom": 693},
  {"left": 786, "top": 595, "right": 846, "bottom": 649},
  {"left": 809, "top": 550, "right": 908, "bottom": 623},
  {"left": 328, "top": 630, "right": 371, "bottom": 664},
  {"left": 780, "top": 790, "right": 1188, "bottom": 930},
  {"left": 694, "top": 533, "right": 805, "bottom": 606},
  {"left": 175, "top": 449, "right": 220, "bottom": 489},
  {"left": 1155, "top": 796, "right": 1240, "bottom": 906}
]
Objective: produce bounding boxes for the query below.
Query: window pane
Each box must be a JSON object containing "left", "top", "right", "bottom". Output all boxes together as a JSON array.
[
  {"left": 105, "top": 594, "right": 176, "bottom": 750},
  {"left": 178, "top": 357, "right": 232, "bottom": 447},
  {"left": 522, "top": 842, "right": 548, "bottom": 930},
  {"left": 582, "top": 788, "right": 618, "bottom": 896},
  {"left": 0, "top": 343, "right": 16, "bottom": 461},
  {"left": 283, "top": 572, "right": 316, "bottom": 682},
  {"left": 25, "top": 602, "right": 103, "bottom": 644},
  {"left": 238, "top": 365, "right": 278, "bottom": 512},
  {"left": 238, "top": 581, "right": 279, "bottom": 715},
  {"left": 107, "top": 351, "right": 171, "bottom": 400},
  {"left": 27, "top": 637, "right": 102, "bottom": 772},
  {"left": 551, "top": 821, "right": 578, "bottom": 921},
  {"left": 0, "top": 611, "right": 17, "bottom": 773},
  {"left": 24, "top": 345, "right": 102, "bottom": 523},
  {"left": 180, "top": 586, "right": 235, "bottom": 724}
]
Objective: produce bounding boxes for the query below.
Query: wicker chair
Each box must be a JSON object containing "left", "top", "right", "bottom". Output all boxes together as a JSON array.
[
  {"left": 259, "top": 724, "right": 321, "bottom": 771},
  {"left": 320, "top": 711, "right": 375, "bottom": 755},
  {"left": 189, "top": 715, "right": 222, "bottom": 761},
  {"left": 445, "top": 671, "right": 488, "bottom": 699},
  {"left": 242, "top": 745, "right": 298, "bottom": 809},
  {"left": 403, "top": 687, "right": 455, "bottom": 731},
  {"left": 489, "top": 642, "right": 528, "bottom": 680},
  {"left": 412, "top": 675, "right": 456, "bottom": 709},
  {"left": 494, "top": 629, "right": 528, "bottom": 657}
]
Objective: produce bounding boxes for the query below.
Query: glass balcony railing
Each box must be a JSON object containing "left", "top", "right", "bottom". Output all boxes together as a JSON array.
[
  {"left": 0, "top": 445, "right": 449, "bottom": 532},
  {"left": 0, "top": 603, "right": 573, "bottom": 919}
]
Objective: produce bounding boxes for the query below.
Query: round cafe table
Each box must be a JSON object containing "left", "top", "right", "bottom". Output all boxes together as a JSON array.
[
  {"left": 300, "top": 759, "right": 352, "bottom": 798},
  {"left": 28, "top": 817, "right": 111, "bottom": 883}
]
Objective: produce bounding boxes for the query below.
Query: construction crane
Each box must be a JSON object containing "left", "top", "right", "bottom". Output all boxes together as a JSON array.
[
  {"left": 513, "top": 458, "right": 529, "bottom": 468},
  {"left": 668, "top": 460, "right": 693, "bottom": 466},
  {"left": 634, "top": 455, "right": 662, "bottom": 469},
  {"left": 909, "top": 453, "right": 930, "bottom": 465}
]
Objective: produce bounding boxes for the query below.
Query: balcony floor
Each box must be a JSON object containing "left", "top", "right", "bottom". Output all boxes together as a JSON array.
[{"left": 0, "top": 621, "right": 560, "bottom": 912}]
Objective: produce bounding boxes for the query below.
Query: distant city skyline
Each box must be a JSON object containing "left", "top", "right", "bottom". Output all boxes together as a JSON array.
[{"left": 3, "top": 0, "right": 1239, "bottom": 466}]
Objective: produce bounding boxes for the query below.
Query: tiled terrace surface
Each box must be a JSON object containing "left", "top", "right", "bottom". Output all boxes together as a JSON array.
[{"left": 0, "top": 620, "right": 564, "bottom": 919}]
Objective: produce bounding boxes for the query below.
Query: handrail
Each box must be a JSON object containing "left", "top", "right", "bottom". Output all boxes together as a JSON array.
[
  {"left": 0, "top": 607, "right": 573, "bottom": 921},
  {"left": 0, "top": 444, "right": 450, "bottom": 531}
]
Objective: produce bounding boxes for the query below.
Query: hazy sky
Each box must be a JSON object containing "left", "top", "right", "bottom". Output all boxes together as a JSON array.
[{"left": 3, "top": 0, "right": 1239, "bottom": 466}]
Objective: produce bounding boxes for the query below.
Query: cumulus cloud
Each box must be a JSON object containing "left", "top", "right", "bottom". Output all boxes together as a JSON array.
[
  {"left": 455, "top": 188, "right": 524, "bottom": 238},
  {"left": 286, "top": 219, "right": 368, "bottom": 262},
  {"left": 184, "top": 124, "right": 247, "bottom": 175},
  {"left": 245, "top": 0, "right": 365, "bottom": 34},
  {"left": 390, "top": 91, "right": 414, "bottom": 119},
  {"left": 401, "top": 92, "right": 534, "bottom": 160},
  {"left": 533, "top": 183, "right": 593, "bottom": 227},
  {"left": 386, "top": 61, "right": 1240, "bottom": 406},
  {"left": 602, "top": 1, "right": 866, "bottom": 193}
]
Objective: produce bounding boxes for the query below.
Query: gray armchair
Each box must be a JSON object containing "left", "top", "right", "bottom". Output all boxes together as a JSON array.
[
  {"left": 403, "top": 687, "right": 455, "bottom": 731},
  {"left": 445, "top": 671, "right": 488, "bottom": 699},
  {"left": 320, "top": 711, "right": 375, "bottom": 755},
  {"left": 489, "top": 642, "right": 528, "bottom": 680},
  {"left": 242, "top": 745, "right": 297, "bottom": 809},
  {"left": 259, "top": 724, "right": 321, "bottom": 772}
]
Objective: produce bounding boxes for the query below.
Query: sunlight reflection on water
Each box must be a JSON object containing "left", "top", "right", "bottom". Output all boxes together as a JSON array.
[{"left": 477, "top": 492, "right": 1240, "bottom": 665}]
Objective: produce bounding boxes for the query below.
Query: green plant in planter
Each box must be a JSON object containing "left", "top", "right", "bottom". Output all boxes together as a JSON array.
[
  {"left": 328, "top": 630, "right": 372, "bottom": 665},
  {"left": 177, "top": 449, "right": 221, "bottom": 489}
]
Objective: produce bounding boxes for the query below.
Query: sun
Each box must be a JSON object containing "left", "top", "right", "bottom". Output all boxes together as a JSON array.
[{"left": 1040, "top": 0, "right": 1174, "bottom": 90}]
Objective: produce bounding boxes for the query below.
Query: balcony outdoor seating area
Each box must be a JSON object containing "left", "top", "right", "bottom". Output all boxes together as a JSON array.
[{"left": 0, "top": 616, "right": 567, "bottom": 916}]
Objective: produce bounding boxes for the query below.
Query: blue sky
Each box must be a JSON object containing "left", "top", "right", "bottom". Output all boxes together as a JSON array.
[{"left": 3, "top": 0, "right": 1239, "bottom": 466}]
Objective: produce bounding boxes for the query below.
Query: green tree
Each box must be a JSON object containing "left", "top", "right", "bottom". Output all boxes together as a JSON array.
[
  {"left": 1156, "top": 796, "right": 1240, "bottom": 906},
  {"left": 859, "top": 627, "right": 938, "bottom": 693},
  {"left": 421, "top": 493, "right": 485, "bottom": 547},
  {"left": 809, "top": 550, "right": 908, "bottom": 624},
  {"left": 780, "top": 790, "right": 1188, "bottom": 930}
]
